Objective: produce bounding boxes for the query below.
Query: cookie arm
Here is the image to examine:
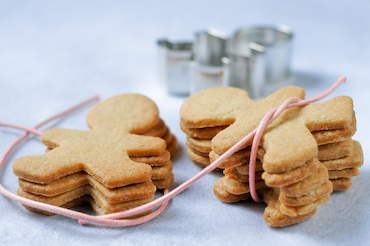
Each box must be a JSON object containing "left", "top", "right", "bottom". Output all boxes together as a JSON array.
[
  {"left": 300, "top": 96, "right": 354, "bottom": 131},
  {"left": 12, "top": 147, "right": 84, "bottom": 184},
  {"left": 41, "top": 128, "right": 87, "bottom": 148},
  {"left": 261, "top": 122, "right": 318, "bottom": 173}
]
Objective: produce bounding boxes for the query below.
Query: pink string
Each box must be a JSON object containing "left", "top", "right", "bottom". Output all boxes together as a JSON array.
[
  {"left": 0, "top": 122, "right": 44, "bottom": 136},
  {"left": 0, "top": 76, "right": 346, "bottom": 227}
]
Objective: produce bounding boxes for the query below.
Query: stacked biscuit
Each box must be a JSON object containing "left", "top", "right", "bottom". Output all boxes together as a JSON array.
[
  {"left": 13, "top": 94, "right": 178, "bottom": 216},
  {"left": 180, "top": 86, "right": 363, "bottom": 227},
  {"left": 315, "top": 132, "right": 363, "bottom": 191},
  {"left": 183, "top": 125, "right": 224, "bottom": 168},
  {"left": 137, "top": 118, "right": 178, "bottom": 189}
]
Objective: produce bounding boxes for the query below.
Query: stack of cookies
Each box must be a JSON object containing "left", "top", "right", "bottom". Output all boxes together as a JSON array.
[
  {"left": 180, "top": 86, "right": 363, "bottom": 227},
  {"left": 182, "top": 123, "right": 231, "bottom": 168},
  {"left": 13, "top": 94, "right": 178, "bottom": 216},
  {"left": 316, "top": 138, "right": 363, "bottom": 191}
]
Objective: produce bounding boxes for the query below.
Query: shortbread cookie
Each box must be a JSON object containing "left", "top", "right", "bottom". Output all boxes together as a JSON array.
[
  {"left": 130, "top": 151, "right": 172, "bottom": 167},
  {"left": 213, "top": 177, "right": 251, "bottom": 203},
  {"left": 312, "top": 114, "right": 356, "bottom": 145},
  {"left": 186, "top": 147, "right": 211, "bottom": 167},
  {"left": 17, "top": 187, "right": 154, "bottom": 216},
  {"left": 152, "top": 173, "right": 175, "bottom": 189},
  {"left": 320, "top": 140, "right": 363, "bottom": 190},
  {"left": 18, "top": 175, "right": 156, "bottom": 203},
  {"left": 328, "top": 168, "right": 360, "bottom": 179},
  {"left": 262, "top": 158, "right": 320, "bottom": 187},
  {"left": 180, "top": 121, "right": 228, "bottom": 139},
  {"left": 279, "top": 180, "right": 333, "bottom": 206},
  {"left": 321, "top": 141, "right": 363, "bottom": 170},
  {"left": 181, "top": 85, "right": 360, "bottom": 227},
  {"left": 224, "top": 168, "right": 263, "bottom": 183},
  {"left": 141, "top": 119, "right": 167, "bottom": 137},
  {"left": 280, "top": 195, "right": 330, "bottom": 217},
  {"left": 14, "top": 127, "right": 161, "bottom": 187},
  {"left": 280, "top": 162, "right": 329, "bottom": 197},
  {"left": 45, "top": 147, "right": 174, "bottom": 189},
  {"left": 151, "top": 162, "right": 173, "bottom": 180},
  {"left": 262, "top": 188, "right": 317, "bottom": 227},
  {"left": 209, "top": 147, "right": 265, "bottom": 169},
  {"left": 181, "top": 88, "right": 353, "bottom": 167},
  {"left": 331, "top": 178, "right": 353, "bottom": 190},
  {"left": 222, "top": 176, "right": 265, "bottom": 195},
  {"left": 186, "top": 137, "right": 212, "bottom": 154},
  {"left": 235, "top": 160, "right": 264, "bottom": 175},
  {"left": 13, "top": 93, "right": 177, "bottom": 216},
  {"left": 166, "top": 134, "right": 179, "bottom": 156},
  {"left": 317, "top": 138, "right": 353, "bottom": 161}
]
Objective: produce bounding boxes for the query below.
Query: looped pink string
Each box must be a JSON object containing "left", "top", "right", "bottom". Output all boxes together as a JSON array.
[
  {"left": 0, "top": 76, "right": 346, "bottom": 227},
  {"left": 248, "top": 75, "right": 346, "bottom": 201}
]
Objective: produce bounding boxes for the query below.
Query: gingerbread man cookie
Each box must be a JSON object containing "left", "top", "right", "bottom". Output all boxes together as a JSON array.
[{"left": 13, "top": 94, "right": 177, "bottom": 215}]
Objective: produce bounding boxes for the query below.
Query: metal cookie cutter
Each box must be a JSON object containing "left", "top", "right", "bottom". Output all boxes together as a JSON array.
[
  {"left": 223, "top": 25, "right": 293, "bottom": 99},
  {"left": 190, "top": 28, "right": 227, "bottom": 95},
  {"left": 157, "top": 39, "right": 193, "bottom": 95}
]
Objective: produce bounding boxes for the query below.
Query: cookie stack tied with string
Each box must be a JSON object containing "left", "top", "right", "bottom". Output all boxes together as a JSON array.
[
  {"left": 180, "top": 84, "right": 363, "bottom": 227},
  {"left": 13, "top": 94, "right": 177, "bottom": 216}
]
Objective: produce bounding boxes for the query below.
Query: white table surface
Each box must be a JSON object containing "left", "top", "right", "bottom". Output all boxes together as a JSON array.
[{"left": 0, "top": 1, "right": 369, "bottom": 245}]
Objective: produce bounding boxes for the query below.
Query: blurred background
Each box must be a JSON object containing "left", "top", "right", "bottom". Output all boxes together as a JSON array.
[
  {"left": 0, "top": 1, "right": 369, "bottom": 245},
  {"left": 1, "top": 1, "right": 369, "bottom": 100}
]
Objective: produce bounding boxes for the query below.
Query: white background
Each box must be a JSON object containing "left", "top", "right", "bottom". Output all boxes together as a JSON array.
[{"left": 0, "top": 1, "right": 369, "bottom": 245}]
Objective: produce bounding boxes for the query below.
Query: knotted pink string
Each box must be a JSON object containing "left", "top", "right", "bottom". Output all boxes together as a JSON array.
[{"left": 0, "top": 76, "right": 346, "bottom": 227}]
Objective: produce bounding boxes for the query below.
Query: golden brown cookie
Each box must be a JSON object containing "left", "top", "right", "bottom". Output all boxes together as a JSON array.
[
  {"left": 209, "top": 147, "right": 265, "bottom": 169},
  {"left": 279, "top": 180, "right": 333, "bottom": 206},
  {"left": 130, "top": 151, "right": 172, "bottom": 167},
  {"left": 213, "top": 176, "right": 251, "bottom": 203},
  {"left": 151, "top": 162, "right": 173, "bottom": 180},
  {"left": 328, "top": 168, "right": 360, "bottom": 179},
  {"left": 280, "top": 195, "right": 330, "bottom": 217},
  {"left": 13, "top": 93, "right": 177, "bottom": 216},
  {"left": 14, "top": 127, "right": 161, "bottom": 187},
  {"left": 180, "top": 122, "right": 228, "bottom": 139},
  {"left": 331, "top": 177, "right": 353, "bottom": 190},
  {"left": 141, "top": 119, "right": 167, "bottom": 137},
  {"left": 317, "top": 138, "right": 353, "bottom": 161},
  {"left": 18, "top": 174, "right": 156, "bottom": 203},
  {"left": 166, "top": 134, "right": 179, "bottom": 156},
  {"left": 235, "top": 160, "right": 264, "bottom": 175},
  {"left": 152, "top": 173, "right": 175, "bottom": 189},
  {"left": 186, "top": 137, "right": 212, "bottom": 154},
  {"left": 312, "top": 114, "right": 356, "bottom": 145},
  {"left": 222, "top": 176, "right": 266, "bottom": 195},
  {"left": 224, "top": 168, "right": 264, "bottom": 183},
  {"left": 262, "top": 158, "right": 320, "bottom": 187},
  {"left": 279, "top": 162, "right": 329, "bottom": 197},
  {"left": 17, "top": 187, "right": 154, "bottom": 216},
  {"left": 261, "top": 188, "right": 317, "bottom": 227},
  {"left": 186, "top": 147, "right": 211, "bottom": 167},
  {"left": 321, "top": 141, "right": 363, "bottom": 170},
  {"left": 181, "top": 87, "right": 353, "bottom": 174},
  {"left": 181, "top": 85, "right": 359, "bottom": 227}
]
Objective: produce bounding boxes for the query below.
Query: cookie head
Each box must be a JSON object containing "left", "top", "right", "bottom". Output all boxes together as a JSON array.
[{"left": 86, "top": 94, "right": 159, "bottom": 134}]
